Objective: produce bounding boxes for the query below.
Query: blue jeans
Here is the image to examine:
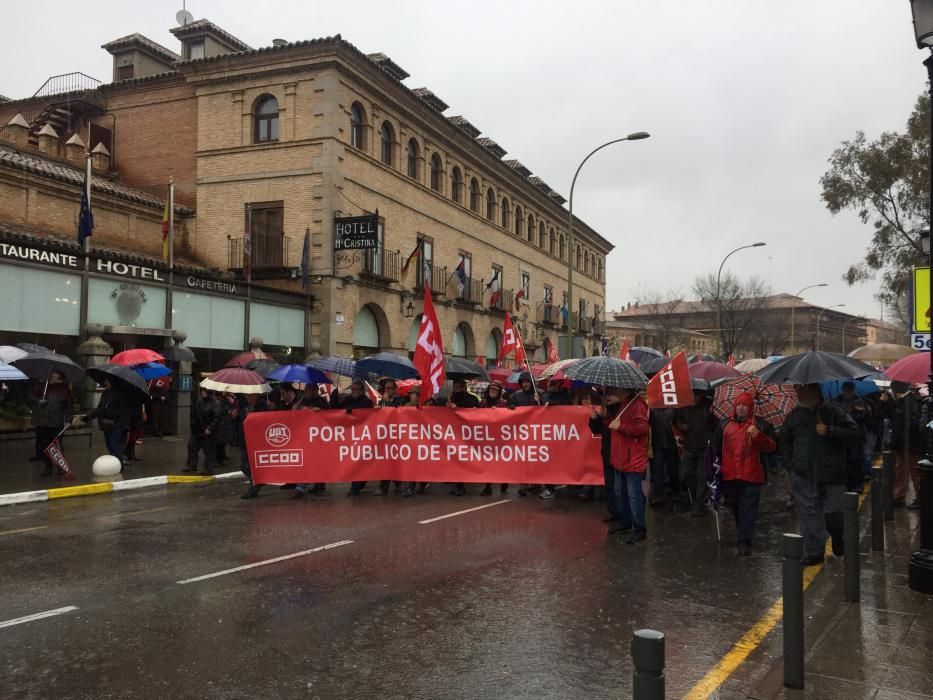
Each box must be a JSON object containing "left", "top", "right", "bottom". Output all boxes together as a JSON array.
[
  {"left": 723, "top": 480, "right": 762, "bottom": 546},
  {"left": 614, "top": 470, "right": 647, "bottom": 535},
  {"left": 104, "top": 429, "right": 128, "bottom": 463}
]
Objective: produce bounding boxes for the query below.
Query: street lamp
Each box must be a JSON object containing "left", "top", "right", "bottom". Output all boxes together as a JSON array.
[
  {"left": 714, "top": 243, "right": 767, "bottom": 357},
  {"left": 814, "top": 304, "right": 845, "bottom": 351},
  {"left": 907, "top": 0, "right": 933, "bottom": 594},
  {"left": 841, "top": 316, "right": 865, "bottom": 354},
  {"left": 566, "top": 132, "right": 650, "bottom": 358},
  {"left": 790, "top": 283, "right": 828, "bottom": 354}
]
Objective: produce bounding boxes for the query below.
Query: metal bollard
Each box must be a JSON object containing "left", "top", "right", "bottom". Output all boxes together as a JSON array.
[
  {"left": 782, "top": 533, "right": 805, "bottom": 689},
  {"left": 871, "top": 466, "right": 884, "bottom": 552},
  {"left": 843, "top": 492, "right": 860, "bottom": 602},
  {"left": 882, "top": 450, "right": 895, "bottom": 521},
  {"left": 631, "top": 629, "right": 665, "bottom": 700}
]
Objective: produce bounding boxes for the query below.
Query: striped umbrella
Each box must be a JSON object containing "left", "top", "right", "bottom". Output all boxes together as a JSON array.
[
  {"left": 564, "top": 356, "right": 648, "bottom": 389},
  {"left": 201, "top": 368, "right": 271, "bottom": 394},
  {"left": 538, "top": 358, "right": 579, "bottom": 379},
  {"left": 734, "top": 358, "right": 772, "bottom": 374},
  {"left": 307, "top": 355, "right": 357, "bottom": 378}
]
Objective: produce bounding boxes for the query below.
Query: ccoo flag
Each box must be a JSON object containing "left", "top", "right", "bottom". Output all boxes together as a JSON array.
[
  {"left": 413, "top": 281, "right": 446, "bottom": 404},
  {"left": 645, "top": 351, "right": 695, "bottom": 409}
]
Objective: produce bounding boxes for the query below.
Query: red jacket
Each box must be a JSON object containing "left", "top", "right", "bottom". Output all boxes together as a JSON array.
[
  {"left": 719, "top": 417, "right": 776, "bottom": 484},
  {"left": 609, "top": 397, "right": 650, "bottom": 473}
]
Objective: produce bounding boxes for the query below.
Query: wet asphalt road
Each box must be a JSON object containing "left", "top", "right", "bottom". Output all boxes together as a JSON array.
[{"left": 0, "top": 479, "right": 804, "bottom": 699}]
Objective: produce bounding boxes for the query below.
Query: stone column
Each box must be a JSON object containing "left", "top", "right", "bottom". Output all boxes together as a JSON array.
[
  {"left": 167, "top": 331, "right": 193, "bottom": 437},
  {"left": 77, "top": 323, "right": 113, "bottom": 412}
]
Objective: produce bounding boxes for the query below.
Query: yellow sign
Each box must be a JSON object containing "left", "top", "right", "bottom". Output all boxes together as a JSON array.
[{"left": 914, "top": 266, "right": 930, "bottom": 333}]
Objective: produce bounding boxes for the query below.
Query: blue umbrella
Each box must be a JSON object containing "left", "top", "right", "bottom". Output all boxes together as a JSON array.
[
  {"left": 355, "top": 352, "right": 420, "bottom": 380},
  {"left": 820, "top": 379, "right": 879, "bottom": 400},
  {"left": 307, "top": 356, "right": 356, "bottom": 378},
  {"left": 133, "top": 362, "right": 171, "bottom": 381},
  {"left": 0, "top": 362, "right": 28, "bottom": 381},
  {"left": 268, "top": 364, "right": 332, "bottom": 385}
]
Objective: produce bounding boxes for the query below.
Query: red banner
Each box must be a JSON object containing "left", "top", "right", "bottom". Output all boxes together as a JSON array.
[{"left": 244, "top": 406, "right": 603, "bottom": 485}]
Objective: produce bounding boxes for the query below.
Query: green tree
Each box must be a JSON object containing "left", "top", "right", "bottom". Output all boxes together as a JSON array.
[{"left": 820, "top": 92, "right": 929, "bottom": 325}]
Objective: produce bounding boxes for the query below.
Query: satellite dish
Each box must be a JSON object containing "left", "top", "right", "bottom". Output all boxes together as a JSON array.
[{"left": 176, "top": 9, "right": 194, "bottom": 25}]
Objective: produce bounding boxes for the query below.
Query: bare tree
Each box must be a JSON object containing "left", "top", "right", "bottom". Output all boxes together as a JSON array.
[
  {"left": 693, "top": 273, "right": 769, "bottom": 357},
  {"left": 634, "top": 288, "right": 690, "bottom": 353}
]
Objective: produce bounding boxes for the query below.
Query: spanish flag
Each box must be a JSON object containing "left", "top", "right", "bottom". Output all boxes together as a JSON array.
[{"left": 161, "top": 198, "right": 170, "bottom": 262}]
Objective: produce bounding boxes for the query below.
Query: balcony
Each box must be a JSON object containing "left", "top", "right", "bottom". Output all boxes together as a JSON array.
[
  {"left": 228, "top": 236, "right": 293, "bottom": 279},
  {"left": 415, "top": 264, "right": 448, "bottom": 296},
  {"left": 540, "top": 303, "right": 558, "bottom": 325},
  {"left": 360, "top": 248, "right": 400, "bottom": 283},
  {"left": 456, "top": 277, "right": 484, "bottom": 305},
  {"left": 490, "top": 288, "right": 514, "bottom": 313},
  {"left": 577, "top": 313, "right": 589, "bottom": 332},
  {"left": 591, "top": 319, "right": 606, "bottom": 336}
]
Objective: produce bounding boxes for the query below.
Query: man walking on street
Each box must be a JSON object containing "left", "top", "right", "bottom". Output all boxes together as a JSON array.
[{"left": 675, "top": 390, "right": 716, "bottom": 515}]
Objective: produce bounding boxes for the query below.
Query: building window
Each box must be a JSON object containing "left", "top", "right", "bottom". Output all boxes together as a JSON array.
[
  {"left": 489, "top": 264, "right": 503, "bottom": 309},
  {"left": 528, "top": 215, "right": 536, "bottom": 244},
  {"left": 456, "top": 252, "right": 472, "bottom": 300},
  {"left": 350, "top": 103, "right": 365, "bottom": 149},
  {"left": 363, "top": 219, "right": 385, "bottom": 276},
  {"left": 575, "top": 245, "right": 582, "bottom": 269},
  {"left": 246, "top": 201, "right": 284, "bottom": 269},
  {"left": 559, "top": 234, "right": 565, "bottom": 260},
  {"left": 486, "top": 189, "right": 496, "bottom": 221},
  {"left": 470, "top": 178, "right": 480, "bottom": 212},
  {"left": 501, "top": 197, "right": 511, "bottom": 229},
  {"left": 406, "top": 138, "right": 420, "bottom": 179},
  {"left": 430, "top": 153, "right": 443, "bottom": 192},
  {"left": 451, "top": 167, "right": 463, "bottom": 203},
  {"left": 514, "top": 206, "right": 523, "bottom": 238},
  {"left": 254, "top": 95, "right": 279, "bottom": 143},
  {"left": 380, "top": 122, "right": 395, "bottom": 166},
  {"left": 417, "top": 236, "right": 434, "bottom": 288},
  {"left": 543, "top": 285, "right": 554, "bottom": 322},
  {"left": 520, "top": 271, "right": 530, "bottom": 303},
  {"left": 187, "top": 41, "right": 205, "bottom": 60},
  {"left": 117, "top": 64, "right": 134, "bottom": 80},
  {"left": 540, "top": 222, "right": 547, "bottom": 249}
]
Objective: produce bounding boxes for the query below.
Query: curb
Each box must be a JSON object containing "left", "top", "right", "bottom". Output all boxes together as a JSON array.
[{"left": 0, "top": 471, "right": 244, "bottom": 507}]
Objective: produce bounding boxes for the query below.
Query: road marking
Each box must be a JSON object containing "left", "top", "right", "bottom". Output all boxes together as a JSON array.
[
  {"left": 684, "top": 491, "right": 868, "bottom": 699},
  {"left": 98, "top": 506, "right": 174, "bottom": 520},
  {"left": 0, "top": 606, "right": 78, "bottom": 629},
  {"left": 176, "top": 540, "right": 354, "bottom": 585},
  {"left": 418, "top": 499, "right": 512, "bottom": 524},
  {"left": 47, "top": 483, "right": 113, "bottom": 500},
  {"left": 0, "top": 525, "right": 47, "bottom": 537}
]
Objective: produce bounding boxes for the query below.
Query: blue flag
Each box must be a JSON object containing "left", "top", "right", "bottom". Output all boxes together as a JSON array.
[
  {"left": 300, "top": 229, "right": 309, "bottom": 290},
  {"left": 77, "top": 171, "right": 93, "bottom": 245}
]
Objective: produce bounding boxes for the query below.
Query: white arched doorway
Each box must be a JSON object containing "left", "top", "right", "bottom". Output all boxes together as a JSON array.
[
  {"left": 486, "top": 328, "right": 502, "bottom": 366},
  {"left": 352, "top": 305, "right": 380, "bottom": 357}
]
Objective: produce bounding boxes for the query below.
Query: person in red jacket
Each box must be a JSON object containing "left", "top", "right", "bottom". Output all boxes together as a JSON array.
[
  {"left": 712, "top": 392, "right": 777, "bottom": 556},
  {"left": 607, "top": 387, "right": 650, "bottom": 544}
]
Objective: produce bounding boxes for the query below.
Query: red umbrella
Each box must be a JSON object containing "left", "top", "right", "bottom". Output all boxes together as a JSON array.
[
  {"left": 111, "top": 349, "right": 165, "bottom": 366},
  {"left": 689, "top": 361, "right": 742, "bottom": 381},
  {"left": 226, "top": 350, "right": 273, "bottom": 367},
  {"left": 885, "top": 353, "right": 928, "bottom": 384},
  {"left": 712, "top": 375, "right": 798, "bottom": 429}
]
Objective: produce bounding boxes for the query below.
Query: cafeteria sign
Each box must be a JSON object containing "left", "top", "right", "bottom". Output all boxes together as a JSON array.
[{"left": 334, "top": 215, "right": 379, "bottom": 251}]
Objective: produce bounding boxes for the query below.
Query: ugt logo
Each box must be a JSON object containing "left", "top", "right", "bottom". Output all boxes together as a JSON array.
[
  {"left": 265, "top": 423, "right": 291, "bottom": 447},
  {"left": 658, "top": 367, "right": 679, "bottom": 406}
]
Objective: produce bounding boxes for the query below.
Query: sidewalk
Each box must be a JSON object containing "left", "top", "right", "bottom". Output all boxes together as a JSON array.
[
  {"left": 749, "top": 505, "right": 933, "bottom": 699},
  {"left": 0, "top": 428, "right": 236, "bottom": 496}
]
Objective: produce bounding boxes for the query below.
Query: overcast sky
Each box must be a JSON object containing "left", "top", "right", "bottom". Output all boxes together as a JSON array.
[{"left": 3, "top": 1, "right": 925, "bottom": 321}]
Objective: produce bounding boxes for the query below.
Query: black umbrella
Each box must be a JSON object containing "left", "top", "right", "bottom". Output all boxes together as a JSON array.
[
  {"left": 639, "top": 355, "right": 671, "bottom": 376},
  {"left": 755, "top": 351, "right": 883, "bottom": 385},
  {"left": 12, "top": 352, "right": 85, "bottom": 384},
  {"left": 445, "top": 357, "right": 489, "bottom": 381},
  {"left": 355, "top": 352, "right": 420, "bottom": 380},
  {"left": 162, "top": 345, "right": 196, "bottom": 363},
  {"left": 87, "top": 364, "right": 150, "bottom": 397},
  {"left": 244, "top": 358, "right": 281, "bottom": 378},
  {"left": 16, "top": 343, "right": 51, "bottom": 354}
]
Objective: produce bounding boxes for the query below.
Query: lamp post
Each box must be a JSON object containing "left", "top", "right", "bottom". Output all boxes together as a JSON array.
[
  {"left": 790, "top": 282, "right": 828, "bottom": 354},
  {"left": 841, "top": 316, "right": 865, "bottom": 354},
  {"left": 907, "top": 0, "right": 933, "bottom": 594},
  {"left": 815, "top": 304, "right": 845, "bottom": 352},
  {"left": 714, "top": 243, "right": 766, "bottom": 357},
  {"left": 566, "top": 132, "right": 650, "bottom": 358}
]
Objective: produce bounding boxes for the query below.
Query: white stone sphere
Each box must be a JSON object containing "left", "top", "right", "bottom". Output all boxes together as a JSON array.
[{"left": 92, "top": 455, "right": 122, "bottom": 476}]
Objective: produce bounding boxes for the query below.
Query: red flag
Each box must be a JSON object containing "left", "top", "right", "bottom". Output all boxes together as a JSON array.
[
  {"left": 499, "top": 312, "right": 519, "bottom": 365},
  {"left": 43, "top": 438, "right": 76, "bottom": 481},
  {"left": 546, "top": 343, "right": 559, "bottom": 364},
  {"left": 727, "top": 354, "right": 736, "bottom": 367},
  {"left": 413, "top": 282, "right": 446, "bottom": 404},
  {"left": 619, "top": 340, "right": 631, "bottom": 361},
  {"left": 475, "top": 355, "right": 486, "bottom": 368},
  {"left": 363, "top": 380, "right": 382, "bottom": 406},
  {"left": 646, "top": 351, "right": 695, "bottom": 409},
  {"left": 515, "top": 343, "right": 526, "bottom": 367}
]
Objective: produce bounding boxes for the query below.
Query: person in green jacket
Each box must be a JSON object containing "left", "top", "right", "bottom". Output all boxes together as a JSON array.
[{"left": 781, "top": 383, "right": 860, "bottom": 565}]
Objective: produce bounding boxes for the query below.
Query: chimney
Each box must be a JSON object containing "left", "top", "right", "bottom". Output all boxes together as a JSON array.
[
  {"left": 3, "top": 113, "right": 30, "bottom": 149},
  {"left": 272, "top": 38, "right": 287, "bottom": 47},
  {"left": 36, "top": 123, "right": 58, "bottom": 156},
  {"left": 626, "top": 301, "right": 631, "bottom": 310},
  {"left": 91, "top": 142, "right": 111, "bottom": 171},
  {"left": 64, "top": 133, "right": 86, "bottom": 165}
]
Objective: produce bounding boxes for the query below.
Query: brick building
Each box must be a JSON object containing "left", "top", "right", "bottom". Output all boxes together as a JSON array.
[{"left": 0, "top": 19, "right": 612, "bottom": 372}]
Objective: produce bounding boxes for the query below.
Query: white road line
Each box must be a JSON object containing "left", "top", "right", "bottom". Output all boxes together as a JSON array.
[
  {"left": 176, "top": 540, "right": 354, "bottom": 585},
  {"left": 418, "top": 499, "right": 513, "bottom": 524},
  {"left": 0, "top": 606, "right": 78, "bottom": 629},
  {"left": 0, "top": 525, "right": 48, "bottom": 537}
]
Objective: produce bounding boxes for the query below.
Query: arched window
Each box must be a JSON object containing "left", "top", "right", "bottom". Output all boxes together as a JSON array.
[
  {"left": 559, "top": 234, "right": 566, "bottom": 260},
  {"left": 407, "top": 314, "right": 423, "bottom": 352},
  {"left": 380, "top": 122, "right": 395, "bottom": 166},
  {"left": 501, "top": 197, "right": 511, "bottom": 229},
  {"left": 254, "top": 95, "right": 279, "bottom": 143},
  {"left": 451, "top": 167, "right": 463, "bottom": 203},
  {"left": 486, "top": 188, "right": 496, "bottom": 221},
  {"left": 539, "top": 222, "right": 547, "bottom": 248},
  {"left": 430, "top": 153, "right": 443, "bottom": 192},
  {"left": 350, "top": 102, "right": 365, "bottom": 149},
  {"left": 470, "top": 178, "right": 480, "bottom": 212},
  {"left": 575, "top": 245, "right": 582, "bottom": 269},
  {"left": 406, "top": 138, "right": 420, "bottom": 179},
  {"left": 352, "top": 305, "right": 381, "bottom": 355},
  {"left": 452, "top": 324, "right": 467, "bottom": 357},
  {"left": 486, "top": 329, "right": 502, "bottom": 366},
  {"left": 514, "top": 206, "right": 524, "bottom": 238}
]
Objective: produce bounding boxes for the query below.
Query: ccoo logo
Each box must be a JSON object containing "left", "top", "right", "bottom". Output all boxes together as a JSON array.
[{"left": 265, "top": 423, "right": 291, "bottom": 447}]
